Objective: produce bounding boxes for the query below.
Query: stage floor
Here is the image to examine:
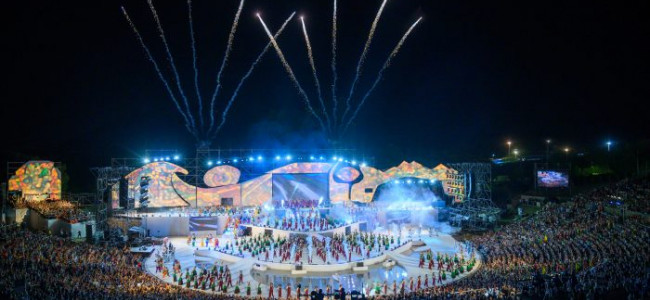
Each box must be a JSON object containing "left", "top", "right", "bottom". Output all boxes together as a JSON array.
[{"left": 144, "top": 227, "right": 481, "bottom": 296}]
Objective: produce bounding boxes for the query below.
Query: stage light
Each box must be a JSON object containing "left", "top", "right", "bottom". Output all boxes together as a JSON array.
[
  {"left": 165, "top": 156, "right": 170, "bottom": 161},
  {"left": 338, "top": 158, "right": 343, "bottom": 162},
  {"left": 173, "top": 155, "right": 180, "bottom": 160},
  {"left": 285, "top": 155, "right": 292, "bottom": 160},
  {"left": 257, "top": 155, "right": 263, "bottom": 161},
  {"left": 248, "top": 156, "right": 254, "bottom": 161},
  {"left": 275, "top": 155, "right": 281, "bottom": 160},
  {"left": 310, "top": 155, "right": 315, "bottom": 160},
  {"left": 143, "top": 158, "right": 150, "bottom": 164},
  {"left": 233, "top": 158, "right": 239, "bottom": 163},
  {"left": 217, "top": 160, "right": 222, "bottom": 165},
  {"left": 418, "top": 179, "right": 424, "bottom": 184},
  {"left": 351, "top": 160, "right": 357, "bottom": 165},
  {"left": 154, "top": 158, "right": 159, "bottom": 162},
  {"left": 333, "top": 156, "right": 338, "bottom": 161},
  {"left": 319, "top": 156, "right": 324, "bottom": 160},
  {"left": 407, "top": 179, "right": 412, "bottom": 184},
  {"left": 207, "top": 161, "right": 213, "bottom": 166}
]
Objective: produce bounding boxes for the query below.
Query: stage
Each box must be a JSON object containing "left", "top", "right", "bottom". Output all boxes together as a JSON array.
[{"left": 144, "top": 227, "right": 481, "bottom": 296}]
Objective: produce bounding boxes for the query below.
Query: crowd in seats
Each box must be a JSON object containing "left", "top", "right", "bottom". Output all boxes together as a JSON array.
[
  {"left": 581, "top": 176, "right": 650, "bottom": 213},
  {"left": 26, "top": 200, "right": 90, "bottom": 223},
  {"left": 400, "top": 177, "right": 650, "bottom": 299},
  {"left": 0, "top": 177, "right": 649, "bottom": 299}
]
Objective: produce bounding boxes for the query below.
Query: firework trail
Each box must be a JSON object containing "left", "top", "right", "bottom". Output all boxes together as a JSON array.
[
  {"left": 186, "top": 0, "right": 204, "bottom": 129},
  {"left": 208, "top": 0, "right": 245, "bottom": 136},
  {"left": 147, "top": 0, "right": 196, "bottom": 132},
  {"left": 301, "top": 16, "right": 331, "bottom": 131},
  {"left": 341, "top": 0, "right": 388, "bottom": 124},
  {"left": 121, "top": 7, "right": 196, "bottom": 139},
  {"left": 213, "top": 12, "right": 295, "bottom": 137},
  {"left": 257, "top": 14, "right": 327, "bottom": 133},
  {"left": 342, "top": 17, "right": 423, "bottom": 134},
  {"left": 331, "top": 0, "right": 338, "bottom": 129}
]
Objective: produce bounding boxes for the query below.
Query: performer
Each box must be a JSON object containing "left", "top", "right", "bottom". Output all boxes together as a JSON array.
[{"left": 268, "top": 282, "right": 274, "bottom": 299}]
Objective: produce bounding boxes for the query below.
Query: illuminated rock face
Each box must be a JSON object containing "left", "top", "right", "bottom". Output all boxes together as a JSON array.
[
  {"left": 124, "top": 161, "right": 463, "bottom": 208},
  {"left": 9, "top": 161, "right": 62, "bottom": 201}
]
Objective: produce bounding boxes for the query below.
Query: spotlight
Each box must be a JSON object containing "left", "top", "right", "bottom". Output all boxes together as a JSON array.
[
  {"left": 249, "top": 156, "right": 254, "bottom": 161},
  {"left": 319, "top": 156, "right": 324, "bottom": 160},
  {"left": 275, "top": 155, "right": 281, "bottom": 160},
  {"left": 217, "top": 160, "right": 222, "bottom": 165},
  {"left": 143, "top": 158, "right": 150, "bottom": 164},
  {"left": 418, "top": 179, "right": 424, "bottom": 184},
  {"left": 207, "top": 161, "right": 213, "bottom": 166},
  {"left": 233, "top": 158, "right": 239, "bottom": 163},
  {"left": 285, "top": 155, "right": 292, "bottom": 160},
  {"left": 257, "top": 155, "right": 263, "bottom": 161},
  {"left": 165, "top": 156, "right": 170, "bottom": 161},
  {"left": 310, "top": 155, "right": 315, "bottom": 160},
  {"left": 332, "top": 156, "right": 337, "bottom": 161},
  {"left": 351, "top": 160, "right": 357, "bottom": 165},
  {"left": 154, "top": 158, "right": 159, "bottom": 162},
  {"left": 360, "top": 162, "right": 367, "bottom": 167},
  {"left": 338, "top": 158, "right": 343, "bottom": 162},
  {"left": 173, "top": 155, "right": 180, "bottom": 160},
  {"left": 407, "top": 180, "right": 412, "bottom": 184}
]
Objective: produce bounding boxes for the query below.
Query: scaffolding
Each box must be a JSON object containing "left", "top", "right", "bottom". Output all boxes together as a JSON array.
[
  {"left": 90, "top": 162, "right": 136, "bottom": 237},
  {"left": 446, "top": 163, "right": 500, "bottom": 231}
]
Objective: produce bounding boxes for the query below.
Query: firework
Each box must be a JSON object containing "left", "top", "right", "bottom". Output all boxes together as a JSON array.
[
  {"left": 343, "top": 17, "right": 423, "bottom": 134},
  {"left": 331, "top": 0, "right": 338, "bottom": 128},
  {"left": 257, "top": 13, "right": 327, "bottom": 133},
  {"left": 147, "top": 0, "right": 196, "bottom": 131},
  {"left": 214, "top": 12, "right": 296, "bottom": 137},
  {"left": 187, "top": 0, "right": 203, "bottom": 129},
  {"left": 208, "top": 0, "right": 245, "bottom": 136},
  {"left": 121, "top": 7, "right": 196, "bottom": 139},
  {"left": 301, "top": 16, "right": 331, "bottom": 130},
  {"left": 341, "top": 0, "right": 388, "bottom": 123}
]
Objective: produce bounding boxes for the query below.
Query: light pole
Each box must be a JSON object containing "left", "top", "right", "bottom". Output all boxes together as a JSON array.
[
  {"left": 564, "top": 147, "right": 570, "bottom": 161},
  {"left": 507, "top": 140, "right": 512, "bottom": 156},
  {"left": 546, "top": 139, "right": 551, "bottom": 162}
]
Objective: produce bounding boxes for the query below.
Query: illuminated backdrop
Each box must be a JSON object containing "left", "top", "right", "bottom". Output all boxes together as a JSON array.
[
  {"left": 123, "top": 161, "right": 465, "bottom": 208},
  {"left": 8, "top": 161, "right": 62, "bottom": 201}
]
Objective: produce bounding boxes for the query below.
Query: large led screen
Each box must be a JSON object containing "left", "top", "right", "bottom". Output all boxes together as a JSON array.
[
  {"left": 537, "top": 170, "right": 569, "bottom": 188},
  {"left": 271, "top": 173, "right": 329, "bottom": 203}
]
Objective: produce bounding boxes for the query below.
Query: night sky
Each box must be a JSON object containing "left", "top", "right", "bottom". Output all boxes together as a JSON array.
[{"left": 3, "top": 0, "right": 649, "bottom": 190}]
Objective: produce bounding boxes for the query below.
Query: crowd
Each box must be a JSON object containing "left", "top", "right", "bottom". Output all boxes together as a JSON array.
[
  {"left": 256, "top": 210, "right": 345, "bottom": 232},
  {"left": 25, "top": 200, "right": 90, "bottom": 223},
  {"left": 270, "top": 198, "right": 323, "bottom": 210},
  {"left": 584, "top": 176, "right": 650, "bottom": 213},
  {"left": 430, "top": 178, "right": 650, "bottom": 299},
  {"left": 1, "top": 177, "right": 648, "bottom": 299}
]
